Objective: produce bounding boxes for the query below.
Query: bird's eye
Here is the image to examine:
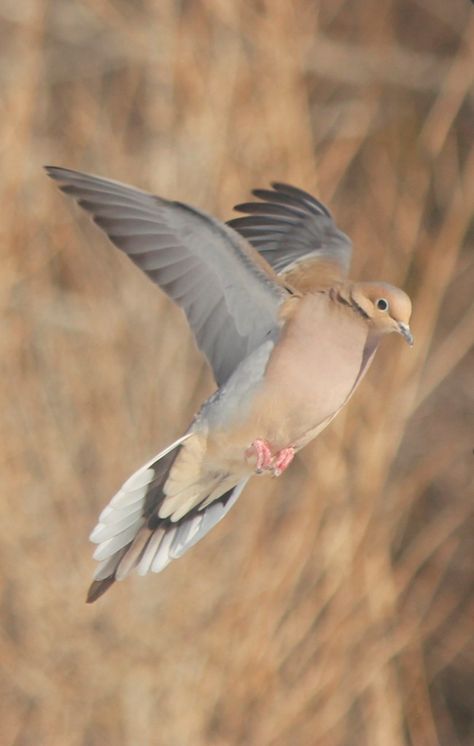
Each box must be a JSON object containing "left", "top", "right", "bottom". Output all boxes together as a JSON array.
[{"left": 376, "top": 298, "right": 389, "bottom": 311}]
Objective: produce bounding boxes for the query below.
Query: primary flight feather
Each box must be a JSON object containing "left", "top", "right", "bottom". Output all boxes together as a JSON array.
[{"left": 45, "top": 167, "right": 413, "bottom": 602}]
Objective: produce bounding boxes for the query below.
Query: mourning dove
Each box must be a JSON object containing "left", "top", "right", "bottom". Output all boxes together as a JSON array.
[{"left": 45, "top": 167, "right": 413, "bottom": 602}]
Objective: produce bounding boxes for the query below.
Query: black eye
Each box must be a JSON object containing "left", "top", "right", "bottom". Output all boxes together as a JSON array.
[{"left": 376, "top": 298, "right": 389, "bottom": 311}]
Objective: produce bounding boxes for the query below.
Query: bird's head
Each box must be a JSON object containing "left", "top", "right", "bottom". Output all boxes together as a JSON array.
[{"left": 348, "top": 282, "right": 413, "bottom": 345}]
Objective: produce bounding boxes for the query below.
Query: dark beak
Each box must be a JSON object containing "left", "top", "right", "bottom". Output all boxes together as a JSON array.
[{"left": 398, "top": 322, "right": 414, "bottom": 346}]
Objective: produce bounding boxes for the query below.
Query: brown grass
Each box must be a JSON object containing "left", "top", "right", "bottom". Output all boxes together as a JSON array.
[{"left": 1, "top": 1, "right": 473, "bottom": 744}]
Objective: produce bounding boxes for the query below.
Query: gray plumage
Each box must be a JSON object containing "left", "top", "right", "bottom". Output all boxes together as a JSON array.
[
  {"left": 45, "top": 167, "right": 286, "bottom": 386},
  {"left": 228, "top": 182, "right": 352, "bottom": 275}
]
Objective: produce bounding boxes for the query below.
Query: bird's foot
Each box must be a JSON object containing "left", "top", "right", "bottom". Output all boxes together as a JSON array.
[
  {"left": 245, "top": 440, "right": 295, "bottom": 477},
  {"left": 245, "top": 439, "right": 274, "bottom": 473},
  {"left": 272, "top": 447, "right": 295, "bottom": 477}
]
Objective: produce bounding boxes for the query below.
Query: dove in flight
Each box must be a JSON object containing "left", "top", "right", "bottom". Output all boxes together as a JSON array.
[{"left": 45, "top": 167, "right": 413, "bottom": 602}]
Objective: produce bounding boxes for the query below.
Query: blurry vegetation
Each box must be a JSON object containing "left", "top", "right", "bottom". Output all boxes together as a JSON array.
[{"left": 0, "top": 1, "right": 472, "bottom": 744}]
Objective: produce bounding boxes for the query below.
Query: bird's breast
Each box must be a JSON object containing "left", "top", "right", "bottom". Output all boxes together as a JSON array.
[
  {"left": 204, "top": 295, "right": 376, "bottom": 471},
  {"left": 243, "top": 294, "right": 374, "bottom": 449}
]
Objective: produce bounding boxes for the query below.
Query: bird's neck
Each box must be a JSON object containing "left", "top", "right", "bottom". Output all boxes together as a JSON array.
[
  {"left": 329, "top": 284, "right": 388, "bottom": 355},
  {"left": 329, "top": 284, "right": 370, "bottom": 321}
]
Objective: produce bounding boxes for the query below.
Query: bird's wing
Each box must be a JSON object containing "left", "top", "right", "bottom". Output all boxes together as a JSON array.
[
  {"left": 227, "top": 182, "right": 352, "bottom": 291},
  {"left": 46, "top": 167, "right": 288, "bottom": 386}
]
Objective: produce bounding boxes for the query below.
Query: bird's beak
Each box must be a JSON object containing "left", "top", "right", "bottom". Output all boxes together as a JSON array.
[{"left": 398, "top": 322, "right": 414, "bottom": 346}]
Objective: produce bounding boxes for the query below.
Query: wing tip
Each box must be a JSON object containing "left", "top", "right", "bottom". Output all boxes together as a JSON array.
[
  {"left": 234, "top": 182, "right": 333, "bottom": 221},
  {"left": 44, "top": 165, "right": 69, "bottom": 181},
  {"left": 270, "top": 182, "right": 333, "bottom": 217}
]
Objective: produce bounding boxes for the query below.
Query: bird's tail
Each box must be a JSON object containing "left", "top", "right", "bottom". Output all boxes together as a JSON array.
[{"left": 86, "top": 434, "right": 248, "bottom": 602}]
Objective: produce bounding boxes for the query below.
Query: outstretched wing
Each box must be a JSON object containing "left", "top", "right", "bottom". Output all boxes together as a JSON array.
[
  {"left": 228, "top": 182, "right": 352, "bottom": 291},
  {"left": 46, "top": 167, "right": 288, "bottom": 385}
]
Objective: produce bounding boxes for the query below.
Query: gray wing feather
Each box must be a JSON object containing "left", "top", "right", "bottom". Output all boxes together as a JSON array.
[
  {"left": 227, "top": 182, "right": 352, "bottom": 276},
  {"left": 46, "top": 167, "right": 286, "bottom": 385}
]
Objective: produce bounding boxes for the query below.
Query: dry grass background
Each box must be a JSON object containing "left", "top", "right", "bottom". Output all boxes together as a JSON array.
[{"left": 1, "top": 0, "right": 473, "bottom": 744}]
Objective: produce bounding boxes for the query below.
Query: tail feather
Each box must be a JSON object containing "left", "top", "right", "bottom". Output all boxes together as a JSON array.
[
  {"left": 87, "top": 575, "right": 117, "bottom": 603},
  {"left": 86, "top": 433, "right": 248, "bottom": 603}
]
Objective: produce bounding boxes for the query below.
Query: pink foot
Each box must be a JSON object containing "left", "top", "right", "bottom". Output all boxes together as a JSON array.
[
  {"left": 245, "top": 440, "right": 295, "bottom": 477},
  {"left": 245, "top": 439, "right": 273, "bottom": 473},
  {"left": 272, "top": 447, "right": 295, "bottom": 477}
]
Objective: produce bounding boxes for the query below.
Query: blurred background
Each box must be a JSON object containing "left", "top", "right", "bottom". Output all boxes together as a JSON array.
[{"left": 1, "top": 1, "right": 473, "bottom": 744}]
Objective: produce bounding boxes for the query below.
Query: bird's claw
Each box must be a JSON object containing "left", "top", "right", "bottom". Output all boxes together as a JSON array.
[
  {"left": 245, "top": 439, "right": 274, "bottom": 473},
  {"left": 272, "top": 447, "right": 295, "bottom": 477},
  {"left": 245, "top": 439, "right": 295, "bottom": 477}
]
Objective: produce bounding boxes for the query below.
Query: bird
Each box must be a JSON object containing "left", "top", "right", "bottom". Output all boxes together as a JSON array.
[{"left": 45, "top": 167, "right": 413, "bottom": 603}]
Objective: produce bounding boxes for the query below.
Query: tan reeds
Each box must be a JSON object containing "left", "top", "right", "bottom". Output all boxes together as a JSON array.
[{"left": 0, "top": 1, "right": 472, "bottom": 744}]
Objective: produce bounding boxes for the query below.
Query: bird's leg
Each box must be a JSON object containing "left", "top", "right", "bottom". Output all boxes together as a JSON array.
[
  {"left": 245, "top": 439, "right": 274, "bottom": 474},
  {"left": 272, "top": 447, "right": 295, "bottom": 477}
]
